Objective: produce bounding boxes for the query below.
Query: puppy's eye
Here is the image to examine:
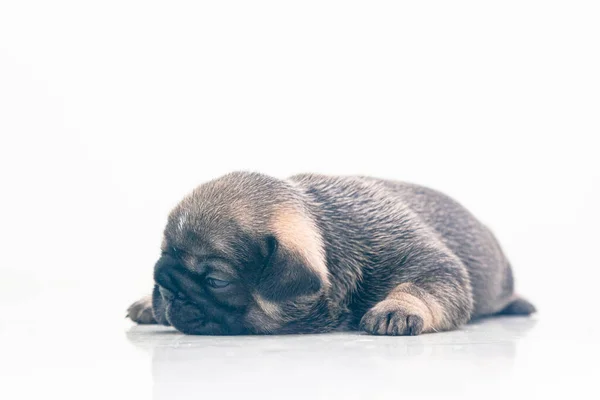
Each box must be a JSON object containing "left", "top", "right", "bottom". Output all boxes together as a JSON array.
[{"left": 206, "top": 278, "right": 231, "bottom": 289}]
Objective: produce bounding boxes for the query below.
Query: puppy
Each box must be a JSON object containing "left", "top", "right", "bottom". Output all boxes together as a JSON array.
[{"left": 127, "top": 172, "right": 535, "bottom": 335}]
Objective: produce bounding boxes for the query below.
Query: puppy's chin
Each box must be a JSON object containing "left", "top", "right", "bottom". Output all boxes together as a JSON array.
[
  {"left": 164, "top": 298, "right": 205, "bottom": 334},
  {"left": 164, "top": 298, "right": 246, "bottom": 335}
]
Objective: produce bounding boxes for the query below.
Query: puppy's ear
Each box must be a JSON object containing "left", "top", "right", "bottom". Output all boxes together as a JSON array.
[{"left": 257, "top": 236, "right": 322, "bottom": 301}]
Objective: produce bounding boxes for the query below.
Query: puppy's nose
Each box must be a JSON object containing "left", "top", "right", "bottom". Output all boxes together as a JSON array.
[
  {"left": 158, "top": 286, "right": 175, "bottom": 301},
  {"left": 154, "top": 256, "right": 203, "bottom": 303},
  {"left": 154, "top": 257, "right": 180, "bottom": 294}
]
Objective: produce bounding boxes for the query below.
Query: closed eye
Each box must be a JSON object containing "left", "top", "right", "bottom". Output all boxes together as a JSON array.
[{"left": 206, "top": 278, "right": 231, "bottom": 289}]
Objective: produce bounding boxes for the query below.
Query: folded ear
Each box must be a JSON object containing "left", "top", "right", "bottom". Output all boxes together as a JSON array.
[{"left": 257, "top": 236, "right": 322, "bottom": 302}]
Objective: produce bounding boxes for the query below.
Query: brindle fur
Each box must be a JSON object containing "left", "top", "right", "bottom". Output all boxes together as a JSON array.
[{"left": 127, "top": 172, "right": 535, "bottom": 335}]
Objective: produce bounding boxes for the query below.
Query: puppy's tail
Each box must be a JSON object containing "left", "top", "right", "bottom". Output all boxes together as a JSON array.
[{"left": 496, "top": 295, "right": 537, "bottom": 316}]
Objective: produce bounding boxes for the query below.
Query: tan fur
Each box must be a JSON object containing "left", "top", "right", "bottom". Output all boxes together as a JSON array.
[
  {"left": 253, "top": 293, "right": 283, "bottom": 319},
  {"left": 270, "top": 206, "right": 330, "bottom": 288},
  {"left": 387, "top": 283, "right": 449, "bottom": 332},
  {"left": 244, "top": 294, "right": 284, "bottom": 332}
]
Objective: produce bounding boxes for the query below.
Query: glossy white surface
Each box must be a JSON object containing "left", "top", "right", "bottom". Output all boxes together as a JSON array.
[{"left": 1, "top": 293, "right": 598, "bottom": 400}]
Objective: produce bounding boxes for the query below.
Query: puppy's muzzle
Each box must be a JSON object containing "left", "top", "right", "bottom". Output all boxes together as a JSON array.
[
  {"left": 154, "top": 262, "right": 204, "bottom": 304},
  {"left": 153, "top": 260, "right": 245, "bottom": 335}
]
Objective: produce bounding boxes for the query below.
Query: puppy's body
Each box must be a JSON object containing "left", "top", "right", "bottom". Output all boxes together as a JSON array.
[{"left": 127, "top": 172, "right": 535, "bottom": 335}]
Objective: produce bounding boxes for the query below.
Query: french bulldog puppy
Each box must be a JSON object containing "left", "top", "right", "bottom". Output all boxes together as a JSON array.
[{"left": 127, "top": 172, "right": 535, "bottom": 335}]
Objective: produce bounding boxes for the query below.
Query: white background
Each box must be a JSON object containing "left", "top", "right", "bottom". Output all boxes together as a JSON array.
[{"left": 1, "top": 1, "right": 599, "bottom": 399}]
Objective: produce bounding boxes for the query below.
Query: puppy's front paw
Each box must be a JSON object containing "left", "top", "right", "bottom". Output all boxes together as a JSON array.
[
  {"left": 127, "top": 295, "right": 157, "bottom": 324},
  {"left": 359, "top": 300, "right": 425, "bottom": 336}
]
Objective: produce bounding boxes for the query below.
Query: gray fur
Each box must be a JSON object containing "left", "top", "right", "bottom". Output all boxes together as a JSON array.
[{"left": 127, "top": 172, "right": 535, "bottom": 335}]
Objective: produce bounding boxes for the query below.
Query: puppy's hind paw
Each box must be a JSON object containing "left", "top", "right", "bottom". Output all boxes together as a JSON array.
[
  {"left": 359, "top": 300, "right": 425, "bottom": 336},
  {"left": 126, "top": 295, "right": 157, "bottom": 324}
]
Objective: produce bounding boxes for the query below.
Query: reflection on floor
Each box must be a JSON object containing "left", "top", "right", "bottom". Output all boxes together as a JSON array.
[
  {"left": 1, "top": 312, "right": 597, "bottom": 400},
  {"left": 124, "top": 316, "right": 588, "bottom": 399}
]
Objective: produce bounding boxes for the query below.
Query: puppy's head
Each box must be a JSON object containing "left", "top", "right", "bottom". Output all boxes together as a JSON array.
[{"left": 151, "top": 172, "right": 331, "bottom": 334}]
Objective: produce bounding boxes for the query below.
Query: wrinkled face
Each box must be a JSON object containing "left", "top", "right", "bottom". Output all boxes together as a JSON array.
[{"left": 150, "top": 189, "right": 330, "bottom": 335}]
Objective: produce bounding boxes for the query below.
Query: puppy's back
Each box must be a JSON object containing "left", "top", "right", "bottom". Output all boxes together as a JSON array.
[
  {"left": 289, "top": 174, "right": 516, "bottom": 317},
  {"left": 377, "top": 179, "right": 515, "bottom": 316}
]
